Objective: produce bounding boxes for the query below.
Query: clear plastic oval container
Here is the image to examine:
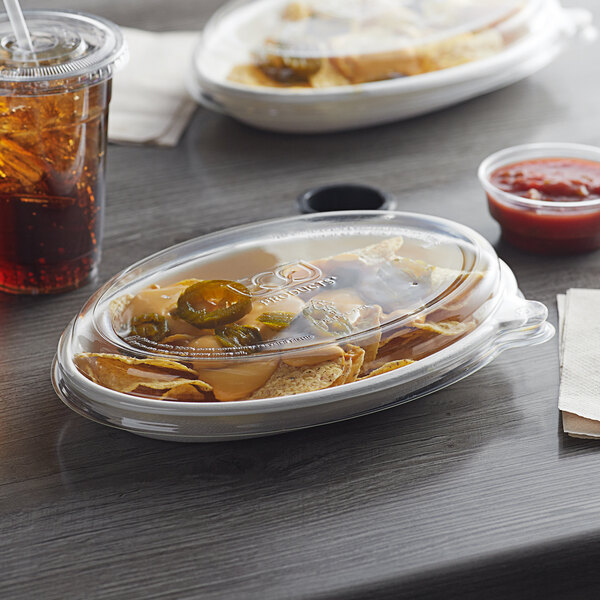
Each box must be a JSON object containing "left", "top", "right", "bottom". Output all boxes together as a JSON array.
[
  {"left": 189, "top": 0, "right": 594, "bottom": 132},
  {"left": 218, "top": 0, "right": 531, "bottom": 88},
  {"left": 53, "top": 211, "right": 554, "bottom": 442}
]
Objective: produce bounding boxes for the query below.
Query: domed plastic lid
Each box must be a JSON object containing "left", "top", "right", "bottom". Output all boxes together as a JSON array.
[
  {"left": 202, "top": 0, "right": 541, "bottom": 89},
  {"left": 0, "top": 10, "right": 127, "bottom": 89},
  {"left": 66, "top": 212, "right": 506, "bottom": 403}
]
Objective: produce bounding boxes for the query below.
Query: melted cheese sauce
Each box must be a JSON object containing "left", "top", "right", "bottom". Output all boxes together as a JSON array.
[
  {"left": 118, "top": 281, "right": 204, "bottom": 336},
  {"left": 196, "top": 359, "right": 280, "bottom": 401}
]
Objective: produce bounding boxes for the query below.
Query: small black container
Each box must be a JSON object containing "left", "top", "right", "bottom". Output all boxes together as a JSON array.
[{"left": 298, "top": 184, "right": 395, "bottom": 214}]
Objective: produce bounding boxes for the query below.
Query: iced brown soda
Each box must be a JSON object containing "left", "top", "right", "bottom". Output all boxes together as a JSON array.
[{"left": 0, "top": 80, "right": 110, "bottom": 293}]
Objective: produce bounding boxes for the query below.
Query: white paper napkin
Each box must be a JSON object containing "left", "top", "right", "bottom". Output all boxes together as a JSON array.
[
  {"left": 557, "top": 289, "right": 600, "bottom": 438},
  {"left": 108, "top": 28, "right": 200, "bottom": 147}
]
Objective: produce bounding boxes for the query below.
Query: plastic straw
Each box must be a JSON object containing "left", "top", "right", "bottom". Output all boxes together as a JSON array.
[{"left": 3, "top": 0, "right": 33, "bottom": 52}]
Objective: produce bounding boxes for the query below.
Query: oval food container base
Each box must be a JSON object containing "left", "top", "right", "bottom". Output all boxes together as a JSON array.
[
  {"left": 493, "top": 298, "right": 555, "bottom": 351},
  {"left": 199, "top": 35, "right": 565, "bottom": 134},
  {"left": 52, "top": 303, "right": 554, "bottom": 443},
  {"left": 198, "top": 91, "right": 227, "bottom": 115},
  {"left": 190, "top": 3, "right": 595, "bottom": 134},
  {"left": 52, "top": 212, "right": 555, "bottom": 442},
  {"left": 53, "top": 317, "right": 552, "bottom": 444},
  {"left": 486, "top": 264, "right": 555, "bottom": 351}
]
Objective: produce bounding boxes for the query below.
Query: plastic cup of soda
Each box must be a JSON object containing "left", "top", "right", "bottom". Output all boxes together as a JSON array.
[{"left": 0, "top": 10, "right": 127, "bottom": 294}]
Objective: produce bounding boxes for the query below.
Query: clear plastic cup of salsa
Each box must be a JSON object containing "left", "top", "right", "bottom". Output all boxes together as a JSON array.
[{"left": 478, "top": 143, "right": 600, "bottom": 254}]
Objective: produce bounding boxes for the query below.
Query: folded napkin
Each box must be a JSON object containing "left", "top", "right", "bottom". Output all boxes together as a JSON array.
[
  {"left": 557, "top": 289, "right": 600, "bottom": 438},
  {"left": 108, "top": 28, "right": 200, "bottom": 147}
]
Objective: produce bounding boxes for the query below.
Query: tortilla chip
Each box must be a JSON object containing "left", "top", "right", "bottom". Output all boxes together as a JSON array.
[
  {"left": 418, "top": 30, "right": 503, "bottom": 74},
  {"left": 329, "top": 352, "right": 352, "bottom": 388},
  {"left": 351, "top": 304, "right": 382, "bottom": 364},
  {"left": 228, "top": 64, "right": 272, "bottom": 87},
  {"left": 380, "top": 316, "right": 472, "bottom": 350},
  {"left": 373, "top": 317, "right": 474, "bottom": 370},
  {"left": 309, "top": 59, "right": 351, "bottom": 88},
  {"left": 331, "top": 30, "right": 502, "bottom": 85},
  {"left": 162, "top": 383, "right": 213, "bottom": 402},
  {"left": 372, "top": 328, "right": 433, "bottom": 370},
  {"left": 429, "top": 265, "right": 464, "bottom": 292},
  {"left": 134, "top": 380, "right": 214, "bottom": 402},
  {"left": 282, "top": 1, "right": 312, "bottom": 21},
  {"left": 74, "top": 352, "right": 200, "bottom": 394},
  {"left": 331, "top": 47, "right": 420, "bottom": 84},
  {"left": 249, "top": 356, "right": 346, "bottom": 399},
  {"left": 228, "top": 64, "right": 310, "bottom": 88},
  {"left": 412, "top": 320, "right": 473, "bottom": 336},
  {"left": 358, "top": 237, "right": 405, "bottom": 263},
  {"left": 344, "top": 345, "right": 365, "bottom": 384},
  {"left": 362, "top": 359, "right": 415, "bottom": 379},
  {"left": 109, "top": 293, "right": 133, "bottom": 321},
  {"left": 378, "top": 324, "right": 421, "bottom": 350},
  {"left": 131, "top": 377, "right": 211, "bottom": 393},
  {"left": 434, "top": 272, "right": 485, "bottom": 313}
]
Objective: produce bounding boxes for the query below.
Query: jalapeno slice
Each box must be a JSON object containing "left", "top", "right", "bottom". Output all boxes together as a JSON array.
[
  {"left": 129, "top": 313, "right": 169, "bottom": 342},
  {"left": 216, "top": 325, "right": 262, "bottom": 350},
  {"left": 257, "top": 311, "right": 296, "bottom": 330},
  {"left": 175, "top": 280, "right": 253, "bottom": 329}
]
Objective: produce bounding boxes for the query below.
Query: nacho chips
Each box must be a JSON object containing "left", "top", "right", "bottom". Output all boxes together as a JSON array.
[
  {"left": 412, "top": 320, "right": 473, "bottom": 336},
  {"left": 74, "top": 353, "right": 213, "bottom": 401},
  {"left": 227, "top": 1, "right": 511, "bottom": 89},
  {"left": 78, "top": 235, "right": 483, "bottom": 402},
  {"left": 361, "top": 359, "right": 415, "bottom": 379},
  {"left": 345, "top": 345, "right": 366, "bottom": 384},
  {"left": 249, "top": 356, "right": 346, "bottom": 399}
]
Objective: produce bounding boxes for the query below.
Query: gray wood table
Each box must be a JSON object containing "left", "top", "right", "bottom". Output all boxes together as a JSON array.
[{"left": 3, "top": 1, "right": 600, "bottom": 598}]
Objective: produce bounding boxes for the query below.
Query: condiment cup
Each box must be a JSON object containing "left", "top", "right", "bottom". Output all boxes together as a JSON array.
[{"left": 478, "top": 142, "right": 600, "bottom": 254}]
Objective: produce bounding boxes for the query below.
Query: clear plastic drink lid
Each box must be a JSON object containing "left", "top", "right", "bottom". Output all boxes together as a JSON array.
[
  {"left": 55, "top": 211, "right": 552, "bottom": 406},
  {"left": 0, "top": 10, "right": 127, "bottom": 88},
  {"left": 204, "top": 0, "right": 542, "bottom": 88}
]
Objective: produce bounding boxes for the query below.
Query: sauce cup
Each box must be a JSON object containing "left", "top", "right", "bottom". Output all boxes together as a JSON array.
[{"left": 478, "top": 142, "right": 600, "bottom": 254}]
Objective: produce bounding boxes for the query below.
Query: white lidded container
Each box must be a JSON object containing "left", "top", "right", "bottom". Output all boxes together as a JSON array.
[
  {"left": 53, "top": 211, "right": 554, "bottom": 442},
  {"left": 188, "top": 0, "right": 594, "bottom": 133}
]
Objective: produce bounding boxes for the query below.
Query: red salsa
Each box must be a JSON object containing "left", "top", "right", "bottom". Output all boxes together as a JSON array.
[
  {"left": 490, "top": 158, "right": 600, "bottom": 202},
  {"left": 486, "top": 157, "right": 600, "bottom": 254}
]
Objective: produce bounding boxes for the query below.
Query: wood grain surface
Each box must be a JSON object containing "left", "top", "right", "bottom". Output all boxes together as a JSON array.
[{"left": 2, "top": 1, "right": 600, "bottom": 598}]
